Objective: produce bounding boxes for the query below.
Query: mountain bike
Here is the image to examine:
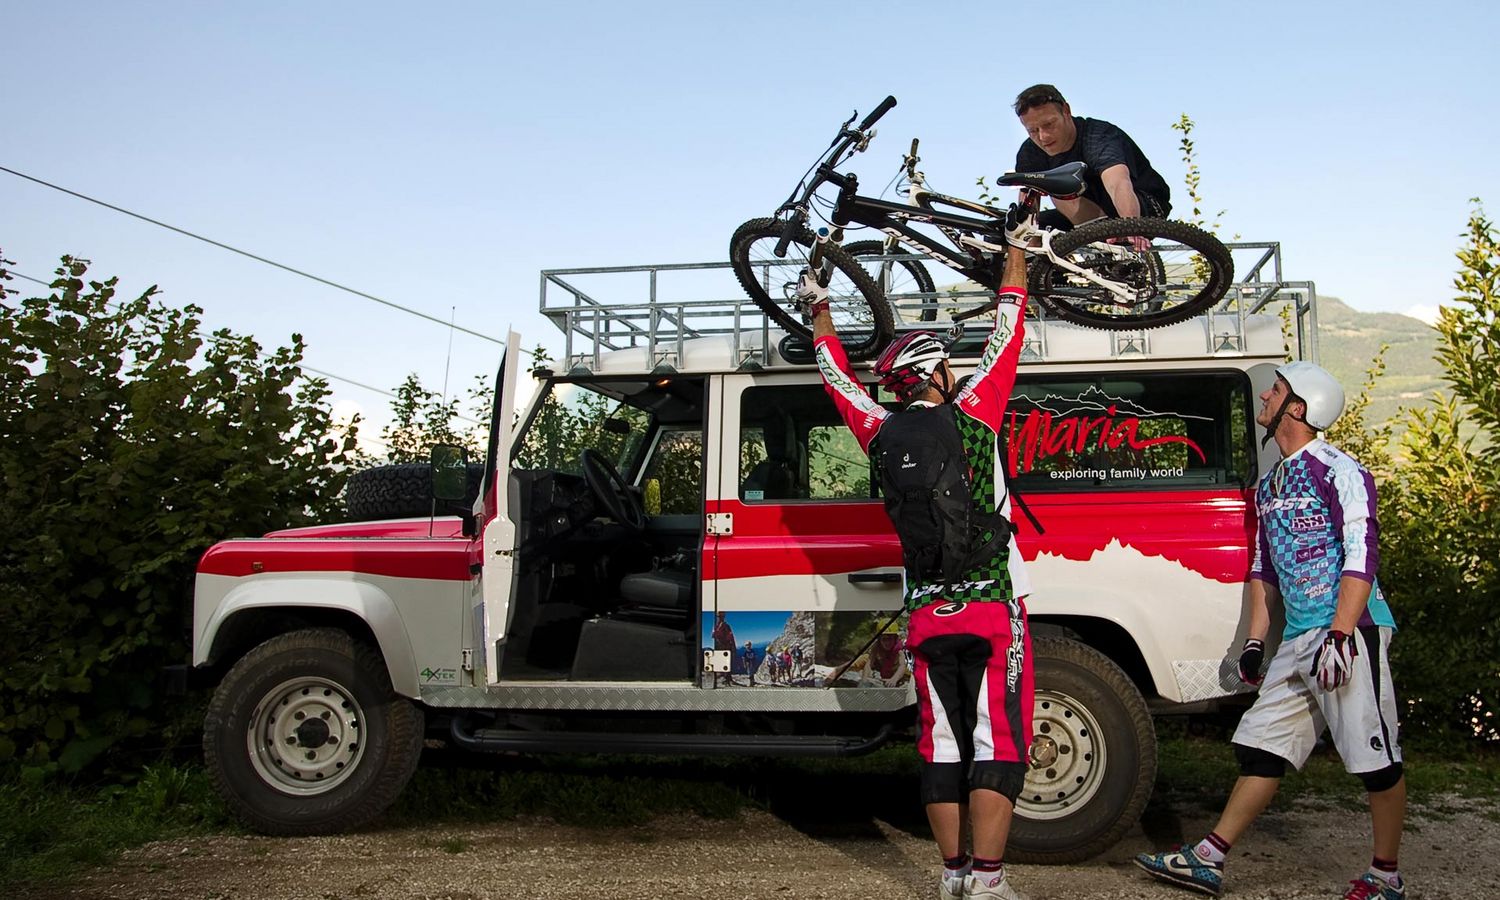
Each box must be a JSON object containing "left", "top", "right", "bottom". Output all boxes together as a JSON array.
[{"left": 729, "top": 96, "right": 1235, "bottom": 357}]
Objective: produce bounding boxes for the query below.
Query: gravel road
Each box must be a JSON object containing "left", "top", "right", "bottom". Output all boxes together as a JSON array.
[{"left": 31, "top": 795, "right": 1499, "bottom": 899}]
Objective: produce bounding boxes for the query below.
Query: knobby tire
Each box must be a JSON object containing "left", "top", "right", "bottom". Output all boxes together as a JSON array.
[
  {"left": 729, "top": 218, "right": 893, "bottom": 359},
  {"left": 1030, "top": 218, "right": 1234, "bottom": 330}
]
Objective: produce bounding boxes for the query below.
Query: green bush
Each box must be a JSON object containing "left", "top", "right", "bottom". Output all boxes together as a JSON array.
[
  {"left": 1330, "top": 206, "right": 1500, "bottom": 747},
  {"left": 0, "top": 254, "right": 360, "bottom": 776}
]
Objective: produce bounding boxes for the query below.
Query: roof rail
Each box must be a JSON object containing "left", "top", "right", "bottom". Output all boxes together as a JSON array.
[{"left": 539, "top": 241, "right": 1317, "bottom": 373}]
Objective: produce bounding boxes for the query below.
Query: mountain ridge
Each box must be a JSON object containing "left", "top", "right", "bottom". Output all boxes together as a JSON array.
[{"left": 1314, "top": 294, "right": 1444, "bottom": 428}]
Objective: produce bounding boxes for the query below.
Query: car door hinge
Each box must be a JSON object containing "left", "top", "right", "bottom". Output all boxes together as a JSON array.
[{"left": 706, "top": 512, "right": 733, "bottom": 535}]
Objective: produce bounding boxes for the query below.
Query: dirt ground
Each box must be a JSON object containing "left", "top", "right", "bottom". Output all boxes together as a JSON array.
[{"left": 31, "top": 796, "right": 1499, "bottom": 899}]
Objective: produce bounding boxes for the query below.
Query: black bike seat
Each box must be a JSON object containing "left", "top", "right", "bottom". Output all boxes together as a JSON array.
[{"left": 995, "top": 161, "right": 1087, "bottom": 199}]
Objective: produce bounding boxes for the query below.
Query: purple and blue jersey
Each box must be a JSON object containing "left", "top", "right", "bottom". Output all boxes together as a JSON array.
[{"left": 1249, "top": 439, "right": 1396, "bottom": 639}]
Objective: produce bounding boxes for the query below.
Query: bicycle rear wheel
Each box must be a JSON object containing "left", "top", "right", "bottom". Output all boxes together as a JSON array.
[
  {"left": 843, "top": 240, "right": 937, "bottom": 323},
  {"left": 729, "top": 218, "right": 893, "bottom": 358},
  {"left": 1030, "top": 218, "right": 1233, "bottom": 330}
]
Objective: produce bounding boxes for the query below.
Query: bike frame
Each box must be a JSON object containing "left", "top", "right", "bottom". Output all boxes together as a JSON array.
[
  {"left": 772, "top": 105, "right": 1150, "bottom": 311},
  {"left": 831, "top": 174, "right": 1150, "bottom": 310}
]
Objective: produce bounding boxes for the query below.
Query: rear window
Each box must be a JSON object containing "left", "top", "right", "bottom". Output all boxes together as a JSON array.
[{"left": 1006, "top": 371, "right": 1253, "bottom": 491}]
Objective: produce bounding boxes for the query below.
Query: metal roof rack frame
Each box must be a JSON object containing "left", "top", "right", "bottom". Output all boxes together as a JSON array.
[{"left": 539, "top": 241, "right": 1317, "bottom": 373}]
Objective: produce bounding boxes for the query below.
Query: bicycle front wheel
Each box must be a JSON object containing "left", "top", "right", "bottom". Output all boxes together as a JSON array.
[
  {"left": 729, "top": 218, "right": 893, "bottom": 358},
  {"left": 1030, "top": 218, "right": 1234, "bottom": 330},
  {"left": 843, "top": 240, "right": 937, "bottom": 323}
]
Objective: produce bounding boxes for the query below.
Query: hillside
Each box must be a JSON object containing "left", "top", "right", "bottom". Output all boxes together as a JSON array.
[{"left": 1314, "top": 295, "right": 1445, "bottom": 428}]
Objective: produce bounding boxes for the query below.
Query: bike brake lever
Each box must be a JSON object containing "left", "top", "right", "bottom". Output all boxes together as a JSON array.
[{"left": 944, "top": 321, "right": 965, "bottom": 349}]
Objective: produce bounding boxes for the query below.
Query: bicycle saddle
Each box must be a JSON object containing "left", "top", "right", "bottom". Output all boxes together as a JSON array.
[{"left": 996, "top": 161, "right": 1087, "bottom": 199}]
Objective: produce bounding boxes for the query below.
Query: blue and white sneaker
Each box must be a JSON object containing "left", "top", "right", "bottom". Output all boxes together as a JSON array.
[
  {"left": 1343, "top": 873, "right": 1405, "bottom": 899},
  {"left": 1133, "top": 845, "right": 1224, "bottom": 896}
]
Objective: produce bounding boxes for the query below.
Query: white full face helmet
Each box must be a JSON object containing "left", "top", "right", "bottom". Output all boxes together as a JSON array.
[{"left": 1275, "top": 361, "right": 1346, "bottom": 431}]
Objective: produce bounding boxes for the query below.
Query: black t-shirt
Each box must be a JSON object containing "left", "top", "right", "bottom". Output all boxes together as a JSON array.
[{"left": 1014, "top": 116, "right": 1170, "bottom": 218}]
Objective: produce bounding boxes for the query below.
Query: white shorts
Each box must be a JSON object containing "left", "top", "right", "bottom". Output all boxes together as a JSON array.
[{"left": 1232, "top": 625, "right": 1402, "bottom": 774}]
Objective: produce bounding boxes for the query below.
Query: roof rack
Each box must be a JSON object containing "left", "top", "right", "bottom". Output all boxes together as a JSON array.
[{"left": 539, "top": 241, "right": 1318, "bottom": 373}]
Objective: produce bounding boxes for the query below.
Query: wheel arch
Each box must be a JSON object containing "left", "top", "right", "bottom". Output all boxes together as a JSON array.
[
  {"left": 1030, "top": 613, "right": 1162, "bottom": 701},
  {"left": 196, "top": 579, "right": 420, "bottom": 697}
]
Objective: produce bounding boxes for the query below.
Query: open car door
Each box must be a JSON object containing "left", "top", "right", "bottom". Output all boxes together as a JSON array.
[{"left": 477, "top": 331, "right": 522, "bottom": 685}]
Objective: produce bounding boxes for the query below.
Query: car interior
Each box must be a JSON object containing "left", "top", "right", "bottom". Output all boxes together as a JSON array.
[{"left": 499, "top": 375, "right": 706, "bottom": 682}]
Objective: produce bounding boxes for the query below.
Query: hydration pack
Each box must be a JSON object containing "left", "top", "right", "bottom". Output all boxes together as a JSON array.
[{"left": 876, "top": 404, "right": 1012, "bottom": 586}]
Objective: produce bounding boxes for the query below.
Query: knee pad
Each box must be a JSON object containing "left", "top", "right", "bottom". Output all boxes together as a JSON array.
[
  {"left": 920, "top": 762, "right": 966, "bottom": 805},
  {"left": 1234, "top": 743, "right": 1288, "bottom": 778},
  {"left": 970, "top": 761, "right": 1027, "bottom": 804},
  {"left": 1358, "top": 763, "right": 1403, "bottom": 794}
]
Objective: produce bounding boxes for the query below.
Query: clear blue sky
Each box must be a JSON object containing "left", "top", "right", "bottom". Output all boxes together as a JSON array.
[{"left": 5, "top": 1, "right": 1497, "bottom": 442}]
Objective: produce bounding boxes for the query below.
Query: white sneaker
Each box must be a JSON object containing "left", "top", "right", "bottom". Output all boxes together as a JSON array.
[
  {"left": 939, "top": 873, "right": 965, "bottom": 900},
  {"left": 966, "top": 868, "right": 1028, "bottom": 900}
]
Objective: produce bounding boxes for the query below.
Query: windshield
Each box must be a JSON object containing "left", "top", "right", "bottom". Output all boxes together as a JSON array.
[{"left": 514, "top": 381, "right": 650, "bottom": 475}]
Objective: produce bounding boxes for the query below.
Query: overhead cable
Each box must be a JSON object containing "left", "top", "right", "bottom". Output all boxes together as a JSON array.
[{"left": 1, "top": 164, "right": 506, "bottom": 345}]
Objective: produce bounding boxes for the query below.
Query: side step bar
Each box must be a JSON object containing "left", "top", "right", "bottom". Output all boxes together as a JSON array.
[{"left": 449, "top": 719, "right": 895, "bottom": 758}]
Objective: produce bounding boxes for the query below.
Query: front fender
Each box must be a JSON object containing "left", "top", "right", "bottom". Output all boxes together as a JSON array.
[
  {"left": 1026, "top": 560, "right": 1245, "bottom": 703},
  {"left": 194, "top": 573, "right": 421, "bottom": 698}
]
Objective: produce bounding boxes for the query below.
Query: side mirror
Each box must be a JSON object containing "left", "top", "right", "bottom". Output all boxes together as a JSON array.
[{"left": 430, "top": 444, "right": 468, "bottom": 501}]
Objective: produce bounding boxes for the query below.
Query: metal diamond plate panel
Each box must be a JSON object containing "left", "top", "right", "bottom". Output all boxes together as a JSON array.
[
  {"left": 1171, "top": 658, "right": 1240, "bottom": 702},
  {"left": 421, "top": 682, "right": 915, "bottom": 713}
]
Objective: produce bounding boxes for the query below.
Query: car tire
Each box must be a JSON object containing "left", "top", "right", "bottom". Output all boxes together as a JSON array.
[
  {"left": 344, "top": 462, "right": 484, "bottom": 521},
  {"left": 1007, "top": 637, "right": 1157, "bottom": 864},
  {"left": 203, "top": 628, "right": 424, "bottom": 835}
]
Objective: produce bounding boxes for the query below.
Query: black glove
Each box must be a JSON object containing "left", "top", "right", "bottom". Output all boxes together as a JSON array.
[{"left": 1237, "top": 638, "right": 1265, "bottom": 686}]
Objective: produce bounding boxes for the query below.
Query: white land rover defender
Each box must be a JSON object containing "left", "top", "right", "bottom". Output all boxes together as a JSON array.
[{"left": 191, "top": 248, "right": 1317, "bottom": 862}]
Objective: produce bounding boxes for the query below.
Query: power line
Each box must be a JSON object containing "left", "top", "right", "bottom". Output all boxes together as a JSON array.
[
  {"left": 4, "top": 268, "right": 485, "bottom": 427},
  {"left": 0, "top": 163, "right": 508, "bottom": 345},
  {"left": 8, "top": 271, "right": 50, "bottom": 287}
]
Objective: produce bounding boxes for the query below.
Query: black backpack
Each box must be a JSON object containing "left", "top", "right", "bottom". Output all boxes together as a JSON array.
[{"left": 876, "top": 404, "right": 1013, "bottom": 586}]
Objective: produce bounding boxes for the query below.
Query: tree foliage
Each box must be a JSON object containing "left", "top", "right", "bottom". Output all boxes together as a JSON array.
[
  {"left": 1333, "top": 204, "right": 1500, "bottom": 745},
  {"left": 1170, "top": 114, "right": 1227, "bottom": 236},
  {"left": 1376, "top": 203, "right": 1500, "bottom": 745},
  {"left": 1439, "top": 202, "right": 1500, "bottom": 452},
  {"left": 377, "top": 372, "right": 485, "bottom": 464},
  {"left": 0, "top": 254, "right": 360, "bottom": 775}
]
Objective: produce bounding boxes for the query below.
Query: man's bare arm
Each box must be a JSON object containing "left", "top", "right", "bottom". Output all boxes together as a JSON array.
[
  {"left": 1330, "top": 575, "right": 1374, "bottom": 635},
  {"left": 1000, "top": 244, "right": 1025, "bottom": 291},
  {"left": 812, "top": 305, "right": 835, "bottom": 340},
  {"left": 1246, "top": 577, "right": 1281, "bottom": 642},
  {"left": 1099, "top": 164, "right": 1142, "bottom": 218}
]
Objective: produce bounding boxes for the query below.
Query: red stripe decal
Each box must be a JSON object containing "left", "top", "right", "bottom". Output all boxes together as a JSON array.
[
  {"left": 712, "top": 491, "right": 1255, "bottom": 584},
  {"left": 198, "top": 538, "right": 473, "bottom": 581}
]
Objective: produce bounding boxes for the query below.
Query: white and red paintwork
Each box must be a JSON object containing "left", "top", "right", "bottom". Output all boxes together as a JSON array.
[{"left": 194, "top": 324, "right": 1275, "bottom": 706}]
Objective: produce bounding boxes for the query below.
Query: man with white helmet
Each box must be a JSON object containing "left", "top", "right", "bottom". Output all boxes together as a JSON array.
[
  {"left": 804, "top": 207, "right": 1035, "bottom": 900},
  {"left": 1135, "top": 362, "right": 1408, "bottom": 900}
]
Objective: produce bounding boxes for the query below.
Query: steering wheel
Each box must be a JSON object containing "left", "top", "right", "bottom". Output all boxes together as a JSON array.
[{"left": 579, "top": 449, "right": 646, "bottom": 532}]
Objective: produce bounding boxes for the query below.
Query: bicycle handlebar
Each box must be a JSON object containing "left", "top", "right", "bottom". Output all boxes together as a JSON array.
[
  {"left": 773, "top": 97, "right": 899, "bottom": 251},
  {"left": 859, "top": 95, "right": 897, "bottom": 131}
]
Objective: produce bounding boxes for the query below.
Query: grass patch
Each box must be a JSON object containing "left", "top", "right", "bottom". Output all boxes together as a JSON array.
[
  {"left": 1155, "top": 727, "right": 1500, "bottom": 816},
  {"left": 0, "top": 763, "right": 232, "bottom": 890}
]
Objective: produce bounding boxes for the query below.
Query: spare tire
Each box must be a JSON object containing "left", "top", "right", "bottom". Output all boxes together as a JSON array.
[{"left": 345, "top": 462, "right": 484, "bottom": 521}]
